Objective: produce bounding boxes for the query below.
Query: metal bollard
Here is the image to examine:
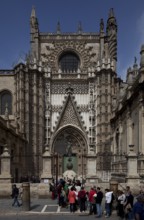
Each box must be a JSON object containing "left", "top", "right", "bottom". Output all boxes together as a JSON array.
[{"left": 22, "top": 182, "right": 30, "bottom": 211}]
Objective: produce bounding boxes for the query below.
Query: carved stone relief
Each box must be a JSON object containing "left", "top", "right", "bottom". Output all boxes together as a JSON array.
[
  {"left": 52, "top": 104, "right": 89, "bottom": 113},
  {"left": 59, "top": 99, "right": 81, "bottom": 128},
  {"left": 40, "top": 41, "right": 99, "bottom": 72},
  {"left": 51, "top": 82, "right": 88, "bottom": 94}
]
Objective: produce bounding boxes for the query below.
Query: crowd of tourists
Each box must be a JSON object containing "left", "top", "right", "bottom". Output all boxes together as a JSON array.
[{"left": 49, "top": 178, "right": 144, "bottom": 219}]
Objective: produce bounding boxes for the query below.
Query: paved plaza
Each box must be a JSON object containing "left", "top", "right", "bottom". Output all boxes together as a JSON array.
[{"left": 0, "top": 198, "right": 118, "bottom": 219}]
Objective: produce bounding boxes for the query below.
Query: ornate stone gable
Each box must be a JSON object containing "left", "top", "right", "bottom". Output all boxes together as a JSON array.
[
  {"left": 55, "top": 95, "right": 86, "bottom": 132},
  {"left": 40, "top": 40, "right": 99, "bottom": 73},
  {"left": 59, "top": 98, "right": 80, "bottom": 127}
]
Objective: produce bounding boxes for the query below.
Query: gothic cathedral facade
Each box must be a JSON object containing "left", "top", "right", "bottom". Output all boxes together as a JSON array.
[
  {"left": 0, "top": 7, "right": 144, "bottom": 184},
  {"left": 29, "top": 7, "right": 118, "bottom": 182}
]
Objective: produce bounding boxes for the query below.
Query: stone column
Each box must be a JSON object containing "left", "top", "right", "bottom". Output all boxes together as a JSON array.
[
  {"left": 127, "top": 112, "right": 133, "bottom": 150},
  {"left": 33, "top": 72, "right": 38, "bottom": 174},
  {"left": 86, "top": 154, "right": 98, "bottom": 184},
  {"left": 41, "top": 146, "right": 52, "bottom": 182},
  {"left": 19, "top": 67, "right": 25, "bottom": 134},
  {"left": 126, "top": 145, "right": 140, "bottom": 185},
  {"left": 0, "top": 146, "right": 12, "bottom": 183},
  {"left": 38, "top": 74, "right": 44, "bottom": 174},
  {"left": 22, "top": 182, "right": 30, "bottom": 211},
  {"left": 139, "top": 103, "right": 144, "bottom": 154},
  {"left": 25, "top": 70, "right": 30, "bottom": 140}
]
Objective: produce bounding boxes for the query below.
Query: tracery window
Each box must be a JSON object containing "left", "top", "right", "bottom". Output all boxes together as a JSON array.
[
  {"left": 0, "top": 90, "right": 12, "bottom": 115},
  {"left": 59, "top": 52, "right": 80, "bottom": 72}
]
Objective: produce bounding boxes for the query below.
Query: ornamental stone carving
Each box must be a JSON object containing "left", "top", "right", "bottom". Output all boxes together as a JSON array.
[
  {"left": 52, "top": 104, "right": 89, "bottom": 113},
  {"left": 41, "top": 41, "right": 98, "bottom": 72},
  {"left": 51, "top": 82, "right": 88, "bottom": 94},
  {"left": 59, "top": 99, "right": 80, "bottom": 128}
]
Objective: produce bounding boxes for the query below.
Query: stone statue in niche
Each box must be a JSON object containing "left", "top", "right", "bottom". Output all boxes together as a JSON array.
[
  {"left": 63, "top": 137, "right": 77, "bottom": 180},
  {"left": 66, "top": 140, "right": 72, "bottom": 157},
  {"left": 66, "top": 157, "right": 73, "bottom": 170}
]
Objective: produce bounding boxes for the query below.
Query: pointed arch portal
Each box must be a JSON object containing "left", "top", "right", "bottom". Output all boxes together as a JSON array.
[{"left": 51, "top": 126, "right": 87, "bottom": 180}]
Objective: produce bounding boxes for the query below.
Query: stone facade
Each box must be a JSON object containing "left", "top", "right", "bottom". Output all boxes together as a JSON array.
[
  {"left": 0, "top": 7, "right": 143, "bottom": 186},
  {"left": 0, "top": 115, "right": 27, "bottom": 183},
  {"left": 110, "top": 47, "right": 144, "bottom": 185}
]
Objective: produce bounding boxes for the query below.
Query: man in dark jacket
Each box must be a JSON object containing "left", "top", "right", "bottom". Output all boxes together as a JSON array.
[
  {"left": 133, "top": 194, "right": 144, "bottom": 220},
  {"left": 95, "top": 187, "right": 103, "bottom": 217},
  {"left": 11, "top": 184, "right": 20, "bottom": 207}
]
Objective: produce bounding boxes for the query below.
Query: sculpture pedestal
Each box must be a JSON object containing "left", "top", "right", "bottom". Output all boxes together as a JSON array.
[
  {"left": 0, "top": 146, "right": 12, "bottom": 183},
  {"left": 126, "top": 145, "right": 140, "bottom": 185},
  {"left": 41, "top": 147, "right": 52, "bottom": 182},
  {"left": 63, "top": 170, "right": 76, "bottom": 180}
]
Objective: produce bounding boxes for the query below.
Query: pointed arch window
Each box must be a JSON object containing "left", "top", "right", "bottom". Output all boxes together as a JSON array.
[
  {"left": 0, "top": 90, "right": 12, "bottom": 115},
  {"left": 59, "top": 52, "right": 80, "bottom": 73}
]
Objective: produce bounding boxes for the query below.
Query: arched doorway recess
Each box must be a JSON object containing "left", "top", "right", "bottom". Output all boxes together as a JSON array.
[{"left": 51, "top": 126, "right": 88, "bottom": 181}]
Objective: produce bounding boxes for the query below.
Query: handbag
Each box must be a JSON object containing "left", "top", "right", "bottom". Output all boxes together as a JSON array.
[{"left": 124, "top": 203, "right": 132, "bottom": 214}]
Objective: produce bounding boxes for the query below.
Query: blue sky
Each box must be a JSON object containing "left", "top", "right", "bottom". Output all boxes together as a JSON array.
[{"left": 0, "top": 0, "right": 144, "bottom": 80}]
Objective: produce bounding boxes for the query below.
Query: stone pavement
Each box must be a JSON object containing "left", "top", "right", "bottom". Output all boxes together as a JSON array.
[{"left": 0, "top": 197, "right": 118, "bottom": 218}]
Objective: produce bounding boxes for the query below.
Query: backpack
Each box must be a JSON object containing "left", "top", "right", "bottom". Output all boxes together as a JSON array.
[
  {"left": 79, "top": 191, "right": 86, "bottom": 200},
  {"left": 15, "top": 187, "right": 19, "bottom": 195}
]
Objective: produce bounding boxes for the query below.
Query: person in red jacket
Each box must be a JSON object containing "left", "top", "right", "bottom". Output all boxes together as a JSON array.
[
  {"left": 88, "top": 187, "right": 97, "bottom": 215},
  {"left": 68, "top": 186, "right": 76, "bottom": 213}
]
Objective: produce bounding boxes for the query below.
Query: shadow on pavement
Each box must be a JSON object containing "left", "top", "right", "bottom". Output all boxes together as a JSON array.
[{"left": 30, "top": 204, "right": 41, "bottom": 210}]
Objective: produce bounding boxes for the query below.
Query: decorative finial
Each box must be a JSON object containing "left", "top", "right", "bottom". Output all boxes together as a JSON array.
[
  {"left": 100, "top": 18, "right": 104, "bottom": 32},
  {"left": 56, "top": 21, "right": 61, "bottom": 34},
  {"left": 31, "top": 5, "right": 36, "bottom": 18},
  {"left": 133, "top": 56, "right": 138, "bottom": 69},
  {"left": 109, "top": 8, "right": 115, "bottom": 18},
  {"left": 77, "top": 21, "right": 83, "bottom": 33},
  {"left": 134, "top": 56, "right": 137, "bottom": 64},
  {"left": 140, "top": 45, "right": 144, "bottom": 68},
  {"left": 65, "top": 82, "right": 74, "bottom": 94}
]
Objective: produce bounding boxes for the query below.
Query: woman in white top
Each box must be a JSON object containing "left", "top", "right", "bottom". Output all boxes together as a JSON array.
[{"left": 105, "top": 189, "right": 113, "bottom": 217}]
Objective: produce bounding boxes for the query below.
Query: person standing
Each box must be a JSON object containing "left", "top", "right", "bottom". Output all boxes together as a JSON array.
[
  {"left": 78, "top": 186, "right": 86, "bottom": 212},
  {"left": 117, "top": 190, "right": 126, "bottom": 219},
  {"left": 105, "top": 188, "right": 113, "bottom": 218},
  {"left": 88, "top": 187, "right": 97, "bottom": 215},
  {"left": 124, "top": 190, "right": 134, "bottom": 219},
  {"left": 68, "top": 186, "right": 76, "bottom": 213},
  {"left": 11, "top": 184, "right": 20, "bottom": 207},
  {"left": 133, "top": 194, "right": 144, "bottom": 220},
  {"left": 95, "top": 187, "right": 103, "bottom": 218}
]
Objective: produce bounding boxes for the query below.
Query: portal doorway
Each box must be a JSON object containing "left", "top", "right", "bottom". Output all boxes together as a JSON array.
[{"left": 51, "top": 126, "right": 87, "bottom": 181}]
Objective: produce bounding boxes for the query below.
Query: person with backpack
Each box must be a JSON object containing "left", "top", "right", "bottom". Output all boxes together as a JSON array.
[
  {"left": 78, "top": 186, "right": 86, "bottom": 212},
  {"left": 11, "top": 184, "right": 20, "bottom": 207}
]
